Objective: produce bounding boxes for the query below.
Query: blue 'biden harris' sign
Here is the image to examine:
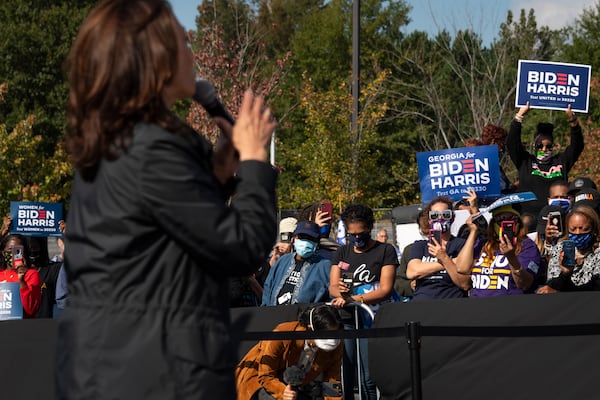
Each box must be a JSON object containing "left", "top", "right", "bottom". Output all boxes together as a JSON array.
[
  {"left": 0, "top": 283, "right": 23, "bottom": 320},
  {"left": 416, "top": 145, "right": 500, "bottom": 204},
  {"left": 516, "top": 60, "right": 591, "bottom": 113},
  {"left": 9, "top": 201, "right": 63, "bottom": 237}
]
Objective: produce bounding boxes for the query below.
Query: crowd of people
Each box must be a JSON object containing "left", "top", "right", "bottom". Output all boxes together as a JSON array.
[{"left": 225, "top": 99, "right": 598, "bottom": 399}]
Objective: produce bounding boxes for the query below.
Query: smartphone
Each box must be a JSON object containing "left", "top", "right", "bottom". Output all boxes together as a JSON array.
[
  {"left": 562, "top": 239, "right": 576, "bottom": 268},
  {"left": 500, "top": 220, "right": 516, "bottom": 245},
  {"left": 548, "top": 211, "right": 563, "bottom": 237},
  {"left": 341, "top": 271, "right": 353, "bottom": 286},
  {"left": 11, "top": 245, "right": 24, "bottom": 269},
  {"left": 280, "top": 231, "right": 292, "bottom": 243},
  {"left": 430, "top": 229, "right": 442, "bottom": 245},
  {"left": 320, "top": 201, "right": 333, "bottom": 220}
]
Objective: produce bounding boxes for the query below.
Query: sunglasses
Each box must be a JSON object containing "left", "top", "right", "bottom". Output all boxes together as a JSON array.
[
  {"left": 535, "top": 143, "right": 554, "bottom": 150},
  {"left": 429, "top": 210, "right": 453, "bottom": 221},
  {"left": 493, "top": 213, "right": 520, "bottom": 223}
]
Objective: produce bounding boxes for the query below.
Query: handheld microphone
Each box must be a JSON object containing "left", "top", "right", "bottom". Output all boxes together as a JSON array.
[
  {"left": 283, "top": 365, "right": 305, "bottom": 390},
  {"left": 193, "top": 78, "right": 235, "bottom": 125}
]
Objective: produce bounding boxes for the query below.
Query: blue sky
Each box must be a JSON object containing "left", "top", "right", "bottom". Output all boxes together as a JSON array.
[{"left": 170, "top": 0, "right": 597, "bottom": 46}]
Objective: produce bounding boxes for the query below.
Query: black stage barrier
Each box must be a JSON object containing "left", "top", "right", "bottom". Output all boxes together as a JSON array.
[
  {"left": 370, "top": 292, "right": 600, "bottom": 400},
  {"left": 4, "top": 293, "right": 600, "bottom": 400},
  {"left": 1, "top": 319, "right": 58, "bottom": 399}
]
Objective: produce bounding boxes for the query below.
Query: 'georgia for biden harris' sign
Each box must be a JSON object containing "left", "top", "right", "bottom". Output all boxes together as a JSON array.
[
  {"left": 516, "top": 60, "right": 592, "bottom": 112},
  {"left": 416, "top": 145, "right": 500, "bottom": 204}
]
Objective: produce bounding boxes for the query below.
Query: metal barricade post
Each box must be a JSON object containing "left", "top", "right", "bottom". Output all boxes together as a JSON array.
[{"left": 406, "top": 321, "right": 422, "bottom": 400}]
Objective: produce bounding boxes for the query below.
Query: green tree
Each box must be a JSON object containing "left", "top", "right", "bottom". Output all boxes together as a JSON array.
[
  {"left": 188, "top": 1, "right": 292, "bottom": 143},
  {"left": 560, "top": 2, "right": 600, "bottom": 123},
  {"left": 388, "top": 9, "right": 560, "bottom": 150},
  {"left": 0, "top": 83, "right": 71, "bottom": 216},
  {"left": 559, "top": 3, "right": 600, "bottom": 183},
  {"left": 279, "top": 71, "right": 391, "bottom": 210},
  {"left": 0, "top": 1, "right": 94, "bottom": 154}
]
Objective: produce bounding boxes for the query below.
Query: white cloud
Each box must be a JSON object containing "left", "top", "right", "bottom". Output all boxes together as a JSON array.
[{"left": 509, "top": 0, "right": 598, "bottom": 30}]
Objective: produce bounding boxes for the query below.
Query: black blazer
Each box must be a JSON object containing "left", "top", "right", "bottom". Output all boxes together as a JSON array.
[{"left": 57, "top": 122, "right": 277, "bottom": 399}]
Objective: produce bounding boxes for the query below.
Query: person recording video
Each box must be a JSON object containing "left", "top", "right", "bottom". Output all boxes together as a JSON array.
[
  {"left": 0, "top": 234, "right": 41, "bottom": 318},
  {"left": 236, "top": 304, "right": 343, "bottom": 400},
  {"left": 57, "top": 1, "right": 278, "bottom": 399}
]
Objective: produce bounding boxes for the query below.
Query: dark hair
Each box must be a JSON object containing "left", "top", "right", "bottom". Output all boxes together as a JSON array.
[
  {"left": 298, "top": 305, "right": 341, "bottom": 330},
  {"left": 534, "top": 122, "right": 554, "bottom": 144},
  {"left": 549, "top": 180, "right": 568, "bottom": 192},
  {"left": 422, "top": 196, "right": 454, "bottom": 222},
  {"left": 464, "top": 138, "right": 483, "bottom": 147},
  {"left": 1, "top": 234, "right": 29, "bottom": 269},
  {"left": 481, "top": 124, "right": 507, "bottom": 146},
  {"left": 563, "top": 205, "right": 600, "bottom": 251},
  {"left": 484, "top": 213, "right": 526, "bottom": 256},
  {"left": 341, "top": 204, "right": 374, "bottom": 229},
  {"left": 417, "top": 208, "right": 430, "bottom": 236},
  {"left": 65, "top": 0, "right": 194, "bottom": 180},
  {"left": 26, "top": 236, "right": 50, "bottom": 268},
  {"left": 298, "top": 202, "right": 321, "bottom": 222},
  {"left": 520, "top": 212, "right": 537, "bottom": 234}
]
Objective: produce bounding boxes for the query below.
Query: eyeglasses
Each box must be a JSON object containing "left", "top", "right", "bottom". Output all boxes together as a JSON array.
[
  {"left": 429, "top": 210, "right": 453, "bottom": 221},
  {"left": 535, "top": 143, "right": 554, "bottom": 150},
  {"left": 493, "top": 213, "right": 520, "bottom": 223}
]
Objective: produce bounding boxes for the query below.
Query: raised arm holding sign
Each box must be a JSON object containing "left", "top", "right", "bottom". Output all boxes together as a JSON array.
[{"left": 506, "top": 102, "right": 584, "bottom": 218}]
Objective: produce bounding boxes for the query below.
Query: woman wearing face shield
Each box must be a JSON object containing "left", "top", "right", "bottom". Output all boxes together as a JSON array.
[
  {"left": 236, "top": 304, "right": 343, "bottom": 400},
  {"left": 261, "top": 221, "right": 332, "bottom": 306},
  {"left": 537, "top": 205, "right": 600, "bottom": 293},
  {"left": 405, "top": 196, "right": 472, "bottom": 301}
]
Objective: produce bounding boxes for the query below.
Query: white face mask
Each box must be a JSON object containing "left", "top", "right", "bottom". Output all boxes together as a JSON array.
[{"left": 314, "top": 338, "right": 340, "bottom": 352}]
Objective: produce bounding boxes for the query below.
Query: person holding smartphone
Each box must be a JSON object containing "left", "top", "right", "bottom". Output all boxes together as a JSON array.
[
  {"left": 298, "top": 201, "right": 341, "bottom": 260},
  {"left": 329, "top": 204, "right": 398, "bottom": 400},
  {"left": 0, "top": 234, "right": 41, "bottom": 318},
  {"left": 537, "top": 205, "right": 600, "bottom": 293},
  {"left": 457, "top": 205, "right": 543, "bottom": 296},
  {"left": 406, "top": 196, "right": 472, "bottom": 300},
  {"left": 261, "top": 221, "right": 332, "bottom": 306}
]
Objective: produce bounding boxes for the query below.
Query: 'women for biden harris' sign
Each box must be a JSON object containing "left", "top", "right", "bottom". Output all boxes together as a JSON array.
[{"left": 9, "top": 202, "right": 63, "bottom": 236}]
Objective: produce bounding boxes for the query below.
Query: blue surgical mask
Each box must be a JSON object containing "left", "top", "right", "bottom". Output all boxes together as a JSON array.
[
  {"left": 293, "top": 239, "right": 317, "bottom": 258},
  {"left": 348, "top": 232, "right": 371, "bottom": 249},
  {"left": 548, "top": 198, "right": 571, "bottom": 214},
  {"left": 568, "top": 232, "right": 594, "bottom": 251}
]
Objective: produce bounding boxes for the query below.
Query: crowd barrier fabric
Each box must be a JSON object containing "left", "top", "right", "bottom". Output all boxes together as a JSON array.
[{"left": 4, "top": 294, "right": 600, "bottom": 400}]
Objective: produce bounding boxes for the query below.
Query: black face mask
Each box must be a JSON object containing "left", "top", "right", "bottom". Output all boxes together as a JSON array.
[
  {"left": 28, "top": 253, "right": 40, "bottom": 266},
  {"left": 2, "top": 250, "right": 12, "bottom": 268}
]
